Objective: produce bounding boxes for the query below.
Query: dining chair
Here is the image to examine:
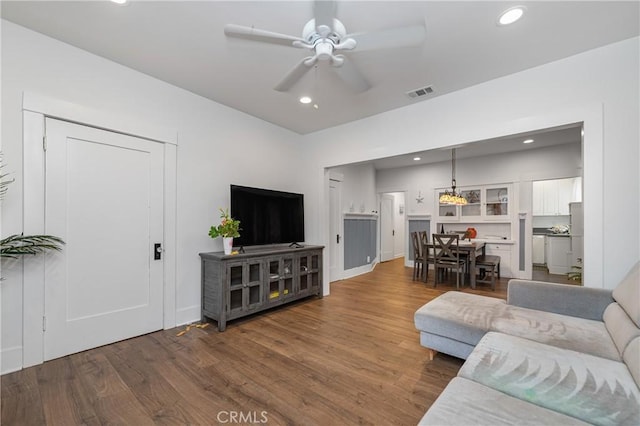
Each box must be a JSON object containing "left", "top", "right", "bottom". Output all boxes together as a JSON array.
[
  {"left": 418, "top": 231, "right": 433, "bottom": 281},
  {"left": 411, "top": 231, "right": 427, "bottom": 281},
  {"left": 475, "top": 254, "right": 501, "bottom": 291},
  {"left": 432, "top": 233, "right": 466, "bottom": 290}
]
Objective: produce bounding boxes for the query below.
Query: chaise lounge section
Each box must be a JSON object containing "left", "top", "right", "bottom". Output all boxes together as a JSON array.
[{"left": 414, "top": 261, "right": 640, "bottom": 425}]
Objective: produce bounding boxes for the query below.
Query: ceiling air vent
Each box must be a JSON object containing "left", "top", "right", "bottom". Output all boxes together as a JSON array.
[{"left": 406, "top": 85, "right": 434, "bottom": 99}]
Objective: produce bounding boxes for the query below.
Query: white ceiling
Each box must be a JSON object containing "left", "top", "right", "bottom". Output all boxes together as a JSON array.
[
  {"left": 2, "top": 0, "right": 638, "bottom": 136},
  {"left": 370, "top": 123, "right": 582, "bottom": 170}
]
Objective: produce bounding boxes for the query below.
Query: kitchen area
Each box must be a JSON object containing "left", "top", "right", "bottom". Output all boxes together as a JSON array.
[{"left": 532, "top": 177, "right": 583, "bottom": 281}]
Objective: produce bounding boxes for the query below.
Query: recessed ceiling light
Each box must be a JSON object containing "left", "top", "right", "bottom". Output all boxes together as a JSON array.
[
  {"left": 523, "top": 139, "right": 534, "bottom": 144},
  {"left": 111, "top": 0, "right": 128, "bottom": 4},
  {"left": 299, "top": 96, "right": 312, "bottom": 104},
  {"left": 413, "top": 157, "right": 421, "bottom": 161},
  {"left": 498, "top": 6, "right": 525, "bottom": 26}
]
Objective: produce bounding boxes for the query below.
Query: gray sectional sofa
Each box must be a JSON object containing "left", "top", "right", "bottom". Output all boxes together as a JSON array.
[{"left": 414, "top": 261, "right": 639, "bottom": 425}]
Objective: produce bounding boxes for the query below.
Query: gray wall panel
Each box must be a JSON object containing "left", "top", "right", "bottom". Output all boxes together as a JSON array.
[
  {"left": 407, "top": 220, "right": 430, "bottom": 261},
  {"left": 344, "top": 218, "right": 377, "bottom": 270}
]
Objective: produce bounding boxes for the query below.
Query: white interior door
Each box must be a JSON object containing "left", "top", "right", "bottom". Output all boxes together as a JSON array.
[
  {"left": 329, "top": 179, "right": 342, "bottom": 282},
  {"left": 380, "top": 194, "right": 394, "bottom": 262},
  {"left": 44, "top": 118, "right": 164, "bottom": 361}
]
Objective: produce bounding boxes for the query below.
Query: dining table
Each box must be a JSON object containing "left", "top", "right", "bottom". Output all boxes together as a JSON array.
[{"left": 423, "top": 240, "right": 486, "bottom": 288}]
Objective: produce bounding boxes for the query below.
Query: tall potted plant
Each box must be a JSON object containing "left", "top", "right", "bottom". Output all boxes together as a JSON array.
[{"left": 208, "top": 208, "right": 240, "bottom": 255}]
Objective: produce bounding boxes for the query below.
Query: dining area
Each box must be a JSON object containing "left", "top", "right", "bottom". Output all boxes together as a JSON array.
[{"left": 410, "top": 231, "right": 501, "bottom": 291}]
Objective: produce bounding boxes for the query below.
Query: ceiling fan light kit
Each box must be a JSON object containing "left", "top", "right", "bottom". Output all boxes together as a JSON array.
[{"left": 224, "top": 0, "right": 426, "bottom": 94}]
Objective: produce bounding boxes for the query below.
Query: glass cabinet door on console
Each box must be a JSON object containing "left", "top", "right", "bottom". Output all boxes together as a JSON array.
[
  {"left": 298, "top": 251, "right": 322, "bottom": 297},
  {"left": 227, "top": 260, "right": 264, "bottom": 315},
  {"left": 267, "top": 255, "right": 295, "bottom": 303}
]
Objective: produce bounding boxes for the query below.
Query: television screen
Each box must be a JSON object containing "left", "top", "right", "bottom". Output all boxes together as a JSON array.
[{"left": 230, "top": 185, "right": 304, "bottom": 247}]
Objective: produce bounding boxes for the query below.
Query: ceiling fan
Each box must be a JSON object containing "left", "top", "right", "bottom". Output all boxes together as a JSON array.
[{"left": 224, "top": 0, "right": 426, "bottom": 93}]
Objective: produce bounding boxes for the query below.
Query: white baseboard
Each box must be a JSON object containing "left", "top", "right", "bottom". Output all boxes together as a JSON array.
[
  {"left": 342, "top": 262, "right": 377, "bottom": 280},
  {"left": 1, "top": 346, "right": 23, "bottom": 375},
  {"left": 175, "top": 305, "right": 201, "bottom": 327}
]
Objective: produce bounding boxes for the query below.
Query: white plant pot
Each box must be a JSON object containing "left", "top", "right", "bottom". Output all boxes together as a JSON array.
[{"left": 222, "top": 237, "right": 234, "bottom": 255}]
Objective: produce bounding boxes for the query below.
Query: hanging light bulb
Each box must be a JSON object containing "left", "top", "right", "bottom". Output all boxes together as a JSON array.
[{"left": 439, "top": 149, "right": 468, "bottom": 205}]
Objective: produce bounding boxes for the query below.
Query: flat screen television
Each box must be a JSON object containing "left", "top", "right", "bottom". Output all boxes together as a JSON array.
[{"left": 230, "top": 185, "right": 305, "bottom": 247}]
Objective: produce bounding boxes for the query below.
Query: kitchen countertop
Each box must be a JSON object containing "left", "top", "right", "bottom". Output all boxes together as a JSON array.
[{"left": 533, "top": 227, "right": 571, "bottom": 237}]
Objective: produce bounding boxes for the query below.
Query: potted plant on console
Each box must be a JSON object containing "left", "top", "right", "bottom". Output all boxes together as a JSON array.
[{"left": 209, "top": 208, "right": 241, "bottom": 255}]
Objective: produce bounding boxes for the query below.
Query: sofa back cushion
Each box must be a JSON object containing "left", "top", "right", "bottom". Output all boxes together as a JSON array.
[
  {"left": 603, "top": 303, "right": 640, "bottom": 358},
  {"left": 612, "top": 261, "right": 640, "bottom": 327},
  {"left": 459, "top": 332, "right": 640, "bottom": 426}
]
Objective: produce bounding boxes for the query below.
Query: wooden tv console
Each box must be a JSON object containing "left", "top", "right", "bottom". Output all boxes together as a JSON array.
[{"left": 199, "top": 245, "right": 323, "bottom": 331}]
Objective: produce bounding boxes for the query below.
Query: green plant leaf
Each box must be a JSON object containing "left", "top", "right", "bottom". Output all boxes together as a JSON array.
[{"left": 0, "top": 234, "right": 65, "bottom": 259}]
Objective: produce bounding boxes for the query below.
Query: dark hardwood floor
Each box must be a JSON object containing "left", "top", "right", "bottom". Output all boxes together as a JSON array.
[
  {"left": 532, "top": 265, "right": 579, "bottom": 285},
  {"left": 2, "top": 258, "right": 509, "bottom": 426}
]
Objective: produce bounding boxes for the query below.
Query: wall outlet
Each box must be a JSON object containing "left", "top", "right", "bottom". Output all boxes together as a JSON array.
[{"left": 366, "top": 255, "right": 371, "bottom": 263}]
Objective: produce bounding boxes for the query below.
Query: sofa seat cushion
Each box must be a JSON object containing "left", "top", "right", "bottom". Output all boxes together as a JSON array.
[
  {"left": 415, "top": 291, "right": 620, "bottom": 361},
  {"left": 494, "top": 304, "right": 620, "bottom": 361},
  {"left": 414, "top": 292, "right": 506, "bottom": 346},
  {"left": 459, "top": 332, "right": 640, "bottom": 426},
  {"left": 418, "top": 377, "right": 589, "bottom": 425}
]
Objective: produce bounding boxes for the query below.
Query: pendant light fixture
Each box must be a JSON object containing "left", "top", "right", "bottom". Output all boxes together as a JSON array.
[{"left": 439, "top": 149, "right": 468, "bottom": 205}]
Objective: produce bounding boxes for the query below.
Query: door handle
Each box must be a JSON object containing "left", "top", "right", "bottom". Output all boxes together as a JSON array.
[
  {"left": 336, "top": 234, "right": 340, "bottom": 244},
  {"left": 154, "top": 243, "right": 163, "bottom": 260}
]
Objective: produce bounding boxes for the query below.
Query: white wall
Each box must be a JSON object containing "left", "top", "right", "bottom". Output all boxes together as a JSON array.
[
  {"left": 2, "top": 19, "right": 638, "bottom": 372},
  {"left": 329, "top": 163, "right": 377, "bottom": 214},
  {"left": 377, "top": 143, "right": 582, "bottom": 217},
  {"left": 307, "top": 37, "right": 639, "bottom": 291},
  {"left": 0, "top": 21, "right": 315, "bottom": 373}
]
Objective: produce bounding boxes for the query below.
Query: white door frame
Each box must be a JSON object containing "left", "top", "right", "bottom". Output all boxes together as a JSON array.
[
  {"left": 22, "top": 92, "right": 178, "bottom": 368},
  {"left": 328, "top": 171, "right": 344, "bottom": 283}
]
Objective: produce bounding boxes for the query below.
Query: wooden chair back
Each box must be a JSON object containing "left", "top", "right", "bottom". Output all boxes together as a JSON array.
[
  {"left": 411, "top": 231, "right": 422, "bottom": 259},
  {"left": 432, "top": 234, "right": 461, "bottom": 263}
]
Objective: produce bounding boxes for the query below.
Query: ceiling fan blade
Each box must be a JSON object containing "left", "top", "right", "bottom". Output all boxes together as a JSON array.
[
  {"left": 348, "top": 25, "right": 426, "bottom": 52},
  {"left": 224, "top": 24, "right": 305, "bottom": 47},
  {"left": 314, "top": 0, "right": 336, "bottom": 31},
  {"left": 274, "top": 57, "right": 316, "bottom": 92},
  {"left": 332, "top": 57, "right": 371, "bottom": 93}
]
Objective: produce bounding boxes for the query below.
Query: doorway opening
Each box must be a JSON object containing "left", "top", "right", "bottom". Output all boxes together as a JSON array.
[{"left": 379, "top": 191, "right": 406, "bottom": 263}]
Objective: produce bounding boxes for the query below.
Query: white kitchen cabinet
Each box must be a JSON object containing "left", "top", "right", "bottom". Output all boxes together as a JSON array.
[
  {"left": 547, "top": 235, "right": 571, "bottom": 274},
  {"left": 532, "top": 235, "right": 546, "bottom": 265},
  {"left": 557, "top": 179, "right": 574, "bottom": 215},
  {"left": 532, "top": 181, "right": 544, "bottom": 216},
  {"left": 532, "top": 177, "right": 581, "bottom": 216},
  {"left": 484, "top": 242, "right": 513, "bottom": 278}
]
